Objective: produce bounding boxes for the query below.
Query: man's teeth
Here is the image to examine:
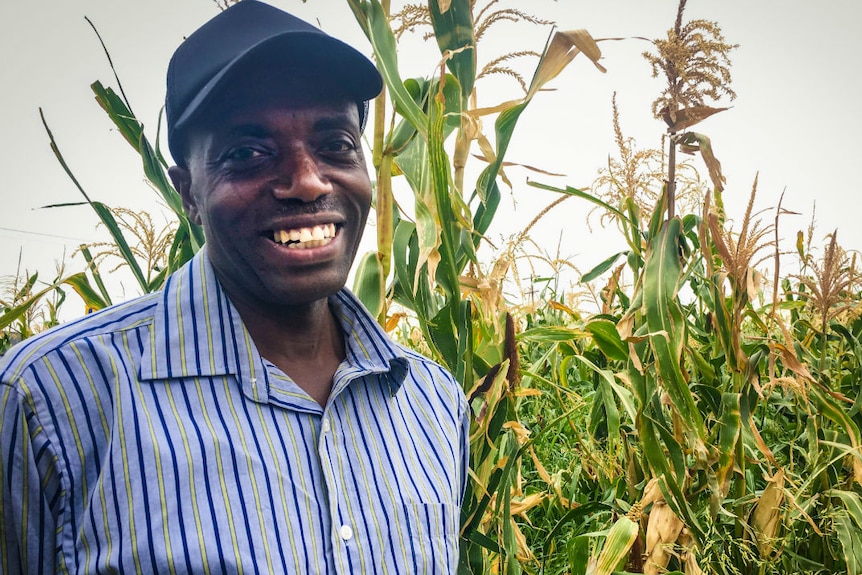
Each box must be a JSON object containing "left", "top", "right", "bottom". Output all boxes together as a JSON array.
[{"left": 274, "top": 223, "right": 336, "bottom": 249}]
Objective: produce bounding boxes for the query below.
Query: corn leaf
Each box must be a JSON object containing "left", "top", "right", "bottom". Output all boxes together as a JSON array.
[
  {"left": 429, "top": 0, "right": 475, "bottom": 97},
  {"left": 353, "top": 251, "right": 385, "bottom": 318},
  {"left": 643, "top": 218, "right": 707, "bottom": 446},
  {"left": 347, "top": 0, "right": 427, "bottom": 135},
  {"left": 585, "top": 320, "right": 628, "bottom": 362}
]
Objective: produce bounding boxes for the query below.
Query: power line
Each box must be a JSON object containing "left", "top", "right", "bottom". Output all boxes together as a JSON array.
[{"left": 0, "top": 226, "right": 94, "bottom": 243}]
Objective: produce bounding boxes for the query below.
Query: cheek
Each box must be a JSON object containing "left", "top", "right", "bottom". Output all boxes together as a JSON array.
[{"left": 193, "top": 185, "right": 249, "bottom": 229}]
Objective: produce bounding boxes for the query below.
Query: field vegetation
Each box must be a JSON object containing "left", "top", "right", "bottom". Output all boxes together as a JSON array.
[{"left": 2, "top": 1, "right": 861, "bottom": 574}]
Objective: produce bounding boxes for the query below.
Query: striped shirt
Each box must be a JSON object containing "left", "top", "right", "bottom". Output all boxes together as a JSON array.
[{"left": 0, "top": 249, "right": 469, "bottom": 574}]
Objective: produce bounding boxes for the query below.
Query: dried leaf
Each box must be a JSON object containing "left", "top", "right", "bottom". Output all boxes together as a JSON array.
[
  {"left": 470, "top": 155, "right": 567, "bottom": 177},
  {"left": 746, "top": 267, "right": 764, "bottom": 303},
  {"left": 707, "top": 212, "right": 733, "bottom": 263},
  {"left": 559, "top": 29, "right": 605, "bottom": 71},
  {"left": 680, "top": 132, "right": 725, "bottom": 191},
  {"left": 663, "top": 105, "right": 729, "bottom": 132},
  {"left": 384, "top": 312, "right": 406, "bottom": 333},
  {"left": 529, "top": 29, "right": 605, "bottom": 99},
  {"left": 773, "top": 342, "right": 816, "bottom": 383}
]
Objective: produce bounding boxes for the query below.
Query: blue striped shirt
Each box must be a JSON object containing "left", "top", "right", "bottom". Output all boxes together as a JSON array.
[{"left": 0, "top": 249, "right": 469, "bottom": 574}]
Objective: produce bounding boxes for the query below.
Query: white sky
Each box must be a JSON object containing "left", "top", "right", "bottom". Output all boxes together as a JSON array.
[{"left": 2, "top": 0, "right": 861, "bottom": 315}]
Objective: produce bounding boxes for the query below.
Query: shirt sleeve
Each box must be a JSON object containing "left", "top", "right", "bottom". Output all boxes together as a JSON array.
[{"left": 1, "top": 380, "right": 62, "bottom": 575}]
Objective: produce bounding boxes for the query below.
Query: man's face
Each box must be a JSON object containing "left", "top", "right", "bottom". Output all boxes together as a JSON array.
[{"left": 170, "top": 69, "right": 372, "bottom": 311}]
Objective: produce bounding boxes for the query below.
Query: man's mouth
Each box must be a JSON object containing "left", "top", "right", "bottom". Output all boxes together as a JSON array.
[{"left": 271, "top": 223, "right": 337, "bottom": 249}]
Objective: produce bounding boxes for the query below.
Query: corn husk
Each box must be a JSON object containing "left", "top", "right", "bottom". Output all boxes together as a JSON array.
[
  {"left": 750, "top": 469, "right": 786, "bottom": 557},
  {"left": 588, "top": 515, "right": 639, "bottom": 575},
  {"left": 644, "top": 500, "right": 685, "bottom": 575}
]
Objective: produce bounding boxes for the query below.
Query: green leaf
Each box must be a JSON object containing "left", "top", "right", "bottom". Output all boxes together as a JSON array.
[
  {"left": 834, "top": 509, "right": 862, "bottom": 575},
  {"left": 429, "top": 0, "right": 476, "bottom": 97},
  {"left": 353, "top": 251, "right": 385, "bottom": 319},
  {"left": 348, "top": 0, "right": 427, "bottom": 135},
  {"left": 585, "top": 320, "right": 628, "bottom": 362},
  {"left": 518, "top": 326, "right": 584, "bottom": 343},
  {"left": 643, "top": 218, "right": 707, "bottom": 445},
  {"left": 62, "top": 272, "right": 109, "bottom": 312},
  {"left": 582, "top": 251, "right": 628, "bottom": 283}
]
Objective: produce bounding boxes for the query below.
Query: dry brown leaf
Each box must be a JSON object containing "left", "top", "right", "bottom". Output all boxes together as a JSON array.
[
  {"left": 468, "top": 99, "right": 523, "bottom": 117},
  {"left": 559, "top": 30, "right": 605, "bottom": 72},
  {"left": 529, "top": 445, "right": 553, "bottom": 486},
  {"left": 747, "top": 413, "right": 780, "bottom": 466},
  {"left": 549, "top": 300, "right": 579, "bottom": 316},
  {"left": 511, "top": 518, "right": 538, "bottom": 562},
  {"left": 639, "top": 477, "right": 664, "bottom": 508},
  {"left": 680, "top": 132, "right": 725, "bottom": 192},
  {"left": 470, "top": 154, "right": 567, "bottom": 177},
  {"left": 529, "top": 29, "right": 605, "bottom": 99},
  {"left": 773, "top": 342, "right": 816, "bottom": 383},
  {"left": 384, "top": 312, "right": 406, "bottom": 333},
  {"left": 746, "top": 268, "right": 764, "bottom": 303},
  {"left": 663, "top": 105, "right": 729, "bottom": 132}
]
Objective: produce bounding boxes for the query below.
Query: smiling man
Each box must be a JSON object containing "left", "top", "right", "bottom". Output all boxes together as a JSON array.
[{"left": 0, "top": 2, "right": 469, "bottom": 573}]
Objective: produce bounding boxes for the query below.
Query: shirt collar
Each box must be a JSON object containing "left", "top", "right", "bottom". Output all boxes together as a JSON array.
[
  {"left": 329, "top": 289, "right": 409, "bottom": 394},
  {"left": 140, "top": 249, "right": 409, "bottom": 395}
]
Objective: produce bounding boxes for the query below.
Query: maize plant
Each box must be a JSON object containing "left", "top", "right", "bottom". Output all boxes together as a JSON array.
[{"left": 345, "top": 0, "right": 609, "bottom": 571}]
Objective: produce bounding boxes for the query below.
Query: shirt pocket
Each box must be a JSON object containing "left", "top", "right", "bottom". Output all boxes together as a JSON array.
[{"left": 400, "top": 501, "right": 460, "bottom": 573}]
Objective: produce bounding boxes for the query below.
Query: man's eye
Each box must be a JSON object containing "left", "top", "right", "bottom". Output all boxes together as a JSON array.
[
  {"left": 224, "top": 146, "right": 265, "bottom": 161},
  {"left": 323, "top": 139, "right": 355, "bottom": 153}
]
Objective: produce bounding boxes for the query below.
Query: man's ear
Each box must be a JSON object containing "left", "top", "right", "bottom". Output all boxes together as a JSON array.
[{"left": 169, "top": 166, "right": 201, "bottom": 225}]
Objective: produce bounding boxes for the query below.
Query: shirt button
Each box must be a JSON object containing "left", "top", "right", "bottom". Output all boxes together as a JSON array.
[
  {"left": 321, "top": 417, "right": 331, "bottom": 434},
  {"left": 339, "top": 524, "right": 353, "bottom": 541}
]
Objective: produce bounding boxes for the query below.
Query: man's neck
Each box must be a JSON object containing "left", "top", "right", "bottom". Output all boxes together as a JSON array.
[{"left": 230, "top": 296, "right": 346, "bottom": 407}]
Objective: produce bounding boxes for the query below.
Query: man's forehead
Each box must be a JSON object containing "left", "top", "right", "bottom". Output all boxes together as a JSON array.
[{"left": 186, "top": 93, "right": 361, "bottom": 149}]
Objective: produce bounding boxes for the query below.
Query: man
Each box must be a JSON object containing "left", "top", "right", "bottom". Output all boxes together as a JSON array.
[{"left": 0, "top": 2, "right": 469, "bottom": 573}]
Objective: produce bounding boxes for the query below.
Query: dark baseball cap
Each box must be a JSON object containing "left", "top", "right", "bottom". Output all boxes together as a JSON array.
[{"left": 165, "top": 0, "right": 383, "bottom": 163}]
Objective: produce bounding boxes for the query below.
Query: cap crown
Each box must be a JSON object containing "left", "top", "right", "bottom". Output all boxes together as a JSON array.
[{"left": 166, "top": 0, "right": 381, "bottom": 162}]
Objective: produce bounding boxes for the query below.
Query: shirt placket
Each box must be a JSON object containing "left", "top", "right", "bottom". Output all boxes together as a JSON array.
[{"left": 317, "top": 406, "right": 357, "bottom": 573}]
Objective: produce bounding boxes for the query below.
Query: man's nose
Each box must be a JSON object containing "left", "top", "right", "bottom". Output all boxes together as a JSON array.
[{"left": 272, "top": 148, "right": 332, "bottom": 203}]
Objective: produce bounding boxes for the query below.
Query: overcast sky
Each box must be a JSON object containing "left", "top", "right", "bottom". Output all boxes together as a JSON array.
[{"left": 2, "top": 0, "right": 860, "bottom": 314}]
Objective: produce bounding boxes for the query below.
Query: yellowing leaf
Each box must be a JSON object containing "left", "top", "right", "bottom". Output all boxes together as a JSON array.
[
  {"left": 509, "top": 492, "right": 546, "bottom": 516},
  {"left": 503, "top": 420, "right": 532, "bottom": 445},
  {"left": 529, "top": 29, "right": 605, "bottom": 99}
]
